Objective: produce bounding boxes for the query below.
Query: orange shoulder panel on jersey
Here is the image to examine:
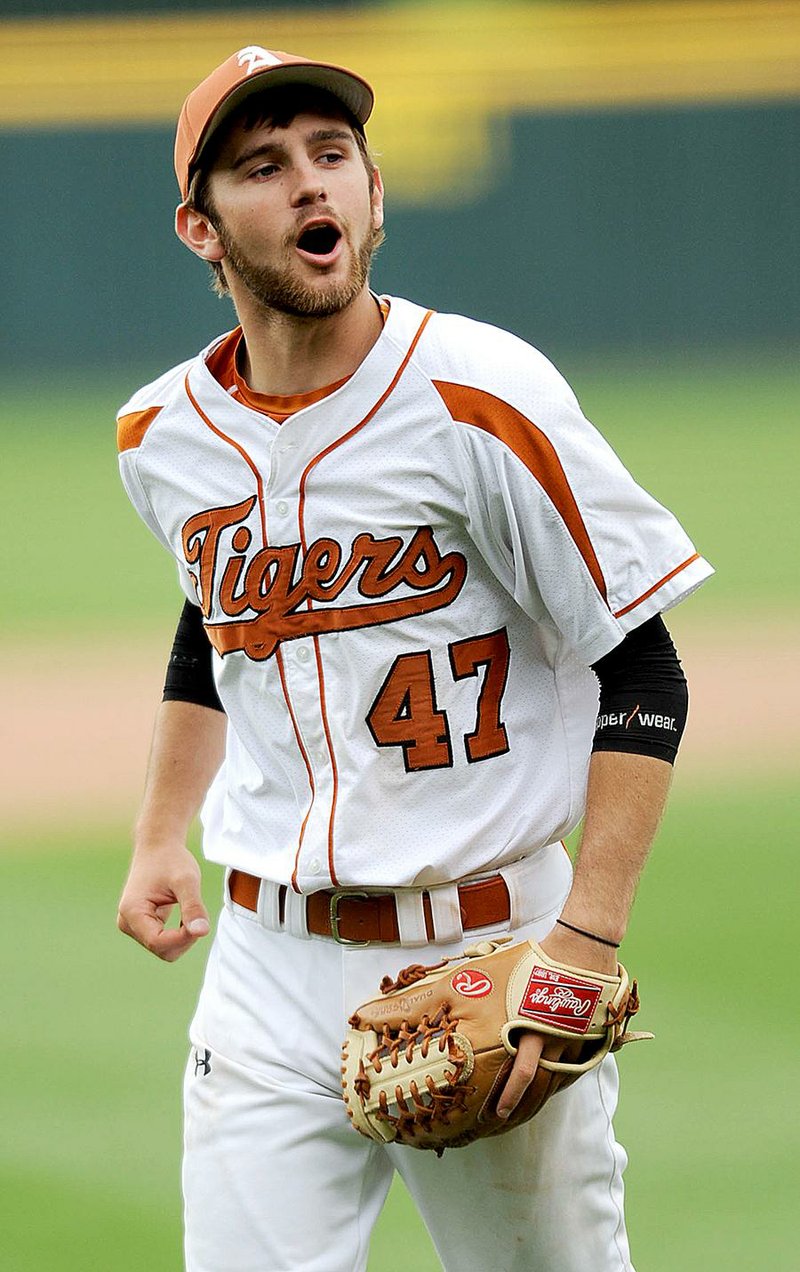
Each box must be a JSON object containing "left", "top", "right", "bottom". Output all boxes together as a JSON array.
[
  {"left": 117, "top": 406, "right": 163, "bottom": 453},
  {"left": 432, "top": 380, "right": 608, "bottom": 604}
]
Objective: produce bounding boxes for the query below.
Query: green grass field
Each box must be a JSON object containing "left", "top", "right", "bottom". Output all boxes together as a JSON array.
[
  {"left": 2, "top": 355, "right": 797, "bottom": 1269},
  {"left": 2, "top": 779, "right": 797, "bottom": 1270}
]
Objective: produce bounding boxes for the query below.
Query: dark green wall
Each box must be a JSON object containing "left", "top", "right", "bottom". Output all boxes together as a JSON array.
[
  {"left": 4, "top": 102, "right": 797, "bottom": 376},
  {"left": 0, "top": 0, "right": 351, "bottom": 12}
]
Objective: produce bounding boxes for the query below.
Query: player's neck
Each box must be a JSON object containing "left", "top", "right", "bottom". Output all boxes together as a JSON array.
[{"left": 232, "top": 286, "right": 383, "bottom": 397}]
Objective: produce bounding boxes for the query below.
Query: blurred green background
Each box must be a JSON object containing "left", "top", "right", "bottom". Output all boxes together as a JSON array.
[{"left": 2, "top": 2, "right": 798, "bottom": 1269}]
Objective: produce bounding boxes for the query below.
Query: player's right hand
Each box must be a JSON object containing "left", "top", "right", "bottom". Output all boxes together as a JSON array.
[{"left": 117, "top": 843, "right": 210, "bottom": 962}]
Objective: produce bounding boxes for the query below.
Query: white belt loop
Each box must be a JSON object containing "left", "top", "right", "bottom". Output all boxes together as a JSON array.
[
  {"left": 283, "top": 887, "right": 310, "bottom": 938},
  {"left": 497, "top": 842, "right": 573, "bottom": 928},
  {"left": 427, "top": 883, "right": 464, "bottom": 944},
  {"left": 395, "top": 889, "right": 429, "bottom": 947},
  {"left": 257, "top": 879, "right": 281, "bottom": 931},
  {"left": 223, "top": 866, "right": 235, "bottom": 912}
]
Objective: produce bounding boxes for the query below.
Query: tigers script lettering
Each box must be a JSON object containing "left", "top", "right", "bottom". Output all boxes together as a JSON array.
[{"left": 181, "top": 497, "right": 468, "bottom": 661}]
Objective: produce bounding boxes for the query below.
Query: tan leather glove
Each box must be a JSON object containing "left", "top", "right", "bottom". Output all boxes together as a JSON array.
[{"left": 341, "top": 936, "right": 652, "bottom": 1154}]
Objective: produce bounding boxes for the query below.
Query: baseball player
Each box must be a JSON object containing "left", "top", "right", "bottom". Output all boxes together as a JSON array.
[{"left": 116, "top": 45, "right": 712, "bottom": 1272}]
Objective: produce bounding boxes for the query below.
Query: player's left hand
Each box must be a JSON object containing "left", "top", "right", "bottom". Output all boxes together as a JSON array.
[{"left": 496, "top": 924, "right": 619, "bottom": 1119}]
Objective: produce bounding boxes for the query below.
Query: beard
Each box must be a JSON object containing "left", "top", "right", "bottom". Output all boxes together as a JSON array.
[{"left": 216, "top": 216, "right": 382, "bottom": 319}]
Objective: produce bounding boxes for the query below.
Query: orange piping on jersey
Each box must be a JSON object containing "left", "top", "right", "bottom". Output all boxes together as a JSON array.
[
  {"left": 117, "top": 406, "right": 162, "bottom": 452},
  {"left": 613, "top": 553, "right": 700, "bottom": 618},
  {"left": 277, "top": 644, "right": 316, "bottom": 896},
  {"left": 184, "top": 372, "right": 268, "bottom": 546},
  {"left": 184, "top": 372, "right": 315, "bottom": 874},
  {"left": 295, "top": 307, "right": 435, "bottom": 887},
  {"left": 432, "top": 382, "right": 608, "bottom": 604},
  {"left": 311, "top": 640, "right": 341, "bottom": 888},
  {"left": 297, "top": 310, "right": 435, "bottom": 525},
  {"left": 203, "top": 329, "right": 240, "bottom": 389}
]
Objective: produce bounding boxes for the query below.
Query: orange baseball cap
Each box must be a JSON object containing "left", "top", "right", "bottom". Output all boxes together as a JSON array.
[{"left": 174, "top": 45, "right": 375, "bottom": 199}]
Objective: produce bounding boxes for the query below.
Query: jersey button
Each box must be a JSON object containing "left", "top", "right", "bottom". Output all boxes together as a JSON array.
[
  {"left": 275, "top": 500, "right": 289, "bottom": 516},
  {"left": 308, "top": 857, "right": 322, "bottom": 874},
  {"left": 296, "top": 646, "right": 311, "bottom": 663}
]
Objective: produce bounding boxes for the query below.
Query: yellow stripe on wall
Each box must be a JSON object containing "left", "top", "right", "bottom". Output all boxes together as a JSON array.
[{"left": 2, "top": 1, "right": 798, "bottom": 201}]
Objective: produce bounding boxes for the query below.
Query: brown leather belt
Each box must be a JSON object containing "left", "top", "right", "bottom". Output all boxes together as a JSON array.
[{"left": 228, "top": 869, "right": 511, "bottom": 945}]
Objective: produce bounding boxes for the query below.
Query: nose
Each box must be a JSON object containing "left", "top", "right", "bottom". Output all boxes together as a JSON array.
[{"left": 290, "top": 156, "right": 327, "bottom": 208}]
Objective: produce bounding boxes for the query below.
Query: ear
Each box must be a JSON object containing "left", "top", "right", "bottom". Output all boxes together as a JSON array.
[
  {"left": 370, "top": 167, "right": 385, "bottom": 233},
  {"left": 175, "top": 203, "right": 226, "bottom": 262}
]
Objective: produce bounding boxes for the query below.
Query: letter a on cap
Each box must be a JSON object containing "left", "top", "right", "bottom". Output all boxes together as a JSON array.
[{"left": 236, "top": 46, "right": 283, "bottom": 75}]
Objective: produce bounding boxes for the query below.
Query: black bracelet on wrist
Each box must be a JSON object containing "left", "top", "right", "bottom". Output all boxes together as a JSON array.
[{"left": 556, "top": 918, "right": 620, "bottom": 950}]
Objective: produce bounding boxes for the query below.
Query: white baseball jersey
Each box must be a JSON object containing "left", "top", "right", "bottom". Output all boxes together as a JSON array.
[{"left": 118, "top": 296, "right": 712, "bottom": 892}]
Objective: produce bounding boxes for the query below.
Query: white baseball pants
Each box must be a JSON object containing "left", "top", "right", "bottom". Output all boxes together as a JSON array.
[{"left": 183, "top": 852, "right": 634, "bottom": 1272}]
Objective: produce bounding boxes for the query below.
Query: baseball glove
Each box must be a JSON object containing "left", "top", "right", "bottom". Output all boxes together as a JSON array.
[{"left": 341, "top": 936, "right": 651, "bottom": 1154}]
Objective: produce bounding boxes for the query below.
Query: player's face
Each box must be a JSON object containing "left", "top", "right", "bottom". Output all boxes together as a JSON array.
[{"left": 202, "top": 108, "right": 384, "bottom": 318}]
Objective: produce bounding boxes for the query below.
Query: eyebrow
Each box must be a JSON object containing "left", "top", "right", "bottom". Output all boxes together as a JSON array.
[{"left": 231, "top": 129, "right": 355, "bottom": 171}]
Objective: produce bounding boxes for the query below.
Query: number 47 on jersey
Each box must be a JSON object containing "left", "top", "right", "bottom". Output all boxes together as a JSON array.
[{"left": 366, "top": 628, "right": 511, "bottom": 773}]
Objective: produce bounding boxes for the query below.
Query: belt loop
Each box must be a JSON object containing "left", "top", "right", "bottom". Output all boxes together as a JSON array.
[
  {"left": 497, "top": 842, "right": 573, "bottom": 928},
  {"left": 394, "top": 889, "right": 429, "bottom": 947},
  {"left": 223, "top": 866, "right": 235, "bottom": 912},
  {"left": 427, "top": 883, "right": 464, "bottom": 944},
  {"left": 257, "top": 879, "right": 281, "bottom": 930},
  {"left": 283, "top": 887, "right": 310, "bottom": 939}
]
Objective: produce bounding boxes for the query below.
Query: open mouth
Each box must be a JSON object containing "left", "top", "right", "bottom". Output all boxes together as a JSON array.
[{"left": 296, "top": 223, "right": 342, "bottom": 258}]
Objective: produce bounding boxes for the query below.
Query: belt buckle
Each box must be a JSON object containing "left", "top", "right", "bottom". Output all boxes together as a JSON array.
[{"left": 329, "top": 890, "right": 370, "bottom": 946}]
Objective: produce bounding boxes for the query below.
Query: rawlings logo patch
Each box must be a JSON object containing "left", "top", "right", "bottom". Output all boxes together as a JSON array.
[
  {"left": 451, "top": 968, "right": 493, "bottom": 998},
  {"left": 518, "top": 966, "right": 602, "bottom": 1034}
]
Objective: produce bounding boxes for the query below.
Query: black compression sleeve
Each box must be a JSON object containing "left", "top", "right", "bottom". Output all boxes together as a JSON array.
[
  {"left": 163, "top": 599, "right": 225, "bottom": 713},
  {"left": 590, "top": 615, "right": 687, "bottom": 764}
]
